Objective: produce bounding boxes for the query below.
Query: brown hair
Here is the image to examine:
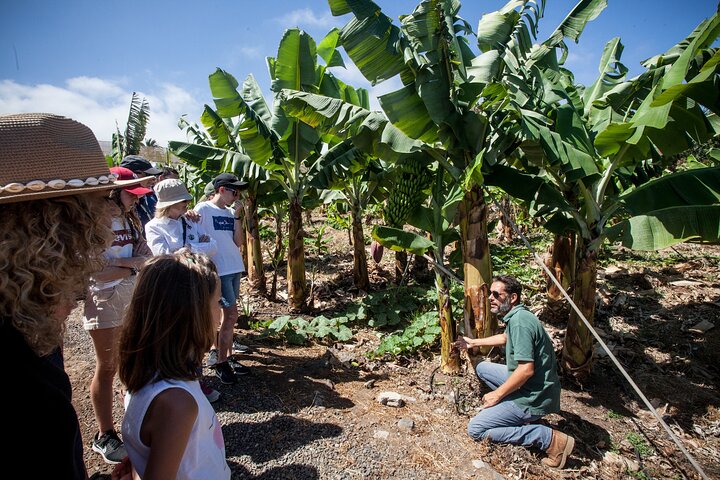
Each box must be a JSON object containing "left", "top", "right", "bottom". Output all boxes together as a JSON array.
[
  {"left": 0, "top": 194, "right": 112, "bottom": 354},
  {"left": 118, "top": 251, "right": 219, "bottom": 392},
  {"left": 108, "top": 188, "right": 144, "bottom": 246}
]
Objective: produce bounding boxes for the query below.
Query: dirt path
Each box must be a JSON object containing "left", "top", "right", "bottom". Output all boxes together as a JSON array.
[{"left": 65, "top": 241, "right": 720, "bottom": 479}]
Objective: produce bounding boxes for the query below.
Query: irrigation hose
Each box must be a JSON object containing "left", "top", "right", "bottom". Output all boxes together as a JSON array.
[{"left": 483, "top": 186, "right": 709, "bottom": 480}]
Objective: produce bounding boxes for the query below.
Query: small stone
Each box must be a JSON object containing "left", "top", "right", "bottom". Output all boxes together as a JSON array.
[
  {"left": 472, "top": 459, "right": 486, "bottom": 469},
  {"left": 669, "top": 280, "right": 704, "bottom": 287},
  {"left": 364, "top": 379, "right": 376, "bottom": 389},
  {"left": 377, "top": 391, "right": 405, "bottom": 408},
  {"left": 397, "top": 418, "right": 414, "bottom": 431},
  {"left": 373, "top": 429, "right": 389, "bottom": 439}
]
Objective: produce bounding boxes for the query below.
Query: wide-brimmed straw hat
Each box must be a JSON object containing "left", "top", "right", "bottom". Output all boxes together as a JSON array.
[
  {"left": 0, "top": 113, "right": 147, "bottom": 204},
  {"left": 154, "top": 178, "right": 192, "bottom": 208}
]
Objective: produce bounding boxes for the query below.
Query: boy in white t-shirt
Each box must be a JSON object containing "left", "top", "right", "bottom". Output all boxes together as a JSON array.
[{"left": 194, "top": 173, "right": 251, "bottom": 384}]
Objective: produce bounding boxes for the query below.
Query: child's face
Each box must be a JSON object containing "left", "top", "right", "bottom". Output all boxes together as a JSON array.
[{"left": 211, "top": 282, "right": 222, "bottom": 329}]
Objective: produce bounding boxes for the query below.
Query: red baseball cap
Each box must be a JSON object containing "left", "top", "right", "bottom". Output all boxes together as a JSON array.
[{"left": 109, "top": 167, "right": 153, "bottom": 196}]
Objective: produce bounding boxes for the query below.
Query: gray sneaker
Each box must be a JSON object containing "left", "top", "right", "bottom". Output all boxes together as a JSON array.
[
  {"left": 92, "top": 430, "right": 127, "bottom": 464},
  {"left": 207, "top": 348, "right": 218, "bottom": 367},
  {"left": 232, "top": 341, "right": 249, "bottom": 354}
]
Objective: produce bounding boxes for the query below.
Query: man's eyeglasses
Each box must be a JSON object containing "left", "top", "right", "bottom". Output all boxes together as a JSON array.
[
  {"left": 490, "top": 290, "right": 503, "bottom": 299},
  {"left": 226, "top": 188, "right": 239, "bottom": 197}
]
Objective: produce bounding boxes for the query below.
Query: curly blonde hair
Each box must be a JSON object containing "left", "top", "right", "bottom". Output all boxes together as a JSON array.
[{"left": 0, "top": 194, "right": 112, "bottom": 355}]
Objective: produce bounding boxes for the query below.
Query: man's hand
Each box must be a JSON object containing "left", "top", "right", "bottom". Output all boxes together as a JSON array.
[
  {"left": 482, "top": 390, "right": 503, "bottom": 408},
  {"left": 453, "top": 336, "right": 473, "bottom": 351}
]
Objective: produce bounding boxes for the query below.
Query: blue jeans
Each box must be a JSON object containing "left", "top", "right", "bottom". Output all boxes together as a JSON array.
[
  {"left": 219, "top": 273, "right": 241, "bottom": 308},
  {"left": 467, "top": 361, "right": 552, "bottom": 450}
]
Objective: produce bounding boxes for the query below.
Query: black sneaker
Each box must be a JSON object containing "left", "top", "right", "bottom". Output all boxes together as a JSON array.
[
  {"left": 92, "top": 430, "right": 127, "bottom": 464},
  {"left": 229, "top": 358, "right": 251, "bottom": 375},
  {"left": 215, "top": 361, "right": 237, "bottom": 384}
]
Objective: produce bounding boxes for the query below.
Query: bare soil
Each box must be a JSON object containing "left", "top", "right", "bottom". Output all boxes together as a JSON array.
[{"left": 65, "top": 221, "right": 720, "bottom": 479}]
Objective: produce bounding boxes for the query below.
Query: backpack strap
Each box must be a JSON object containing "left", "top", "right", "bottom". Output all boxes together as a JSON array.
[{"left": 181, "top": 216, "right": 188, "bottom": 245}]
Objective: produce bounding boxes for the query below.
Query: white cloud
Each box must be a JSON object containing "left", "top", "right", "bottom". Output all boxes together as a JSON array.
[
  {"left": 0, "top": 77, "right": 201, "bottom": 145},
  {"left": 65, "top": 76, "right": 126, "bottom": 99},
  {"left": 275, "top": 8, "right": 341, "bottom": 29},
  {"left": 239, "top": 46, "right": 262, "bottom": 59}
]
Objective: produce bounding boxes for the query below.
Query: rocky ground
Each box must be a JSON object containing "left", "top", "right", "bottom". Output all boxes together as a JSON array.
[{"left": 64, "top": 227, "right": 720, "bottom": 480}]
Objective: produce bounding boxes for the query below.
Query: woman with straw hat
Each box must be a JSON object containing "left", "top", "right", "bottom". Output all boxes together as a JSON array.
[{"left": 0, "top": 113, "right": 147, "bottom": 479}]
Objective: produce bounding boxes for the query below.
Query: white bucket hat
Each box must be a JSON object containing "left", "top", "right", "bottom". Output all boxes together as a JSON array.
[{"left": 154, "top": 178, "right": 192, "bottom": 208}]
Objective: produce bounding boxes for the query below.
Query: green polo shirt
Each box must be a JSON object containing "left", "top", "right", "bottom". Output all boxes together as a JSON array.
[{"left": 503, "top": 304, "right": 561, "bottom": 415}]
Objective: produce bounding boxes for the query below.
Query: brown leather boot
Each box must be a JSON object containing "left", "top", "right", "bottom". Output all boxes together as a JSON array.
[{"left": 542, "top": 429, "right": 575, "bottom": 468}]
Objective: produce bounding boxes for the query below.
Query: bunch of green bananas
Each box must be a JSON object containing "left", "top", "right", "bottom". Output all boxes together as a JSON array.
[{"left": 383, "top": 159, "right": 428, "bottom": 227}]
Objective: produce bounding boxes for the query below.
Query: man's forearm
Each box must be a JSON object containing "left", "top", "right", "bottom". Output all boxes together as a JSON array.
[
  {"left": 494, "top": 362, "right": 534, "bottom": 400},
  {"left": 468, "top": 333, "right": 506, "bottom": 348}
]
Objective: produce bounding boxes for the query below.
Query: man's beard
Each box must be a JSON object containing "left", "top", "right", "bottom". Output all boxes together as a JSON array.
[{"left": 493, "top": 297, "right": 513, "bottom": 319}]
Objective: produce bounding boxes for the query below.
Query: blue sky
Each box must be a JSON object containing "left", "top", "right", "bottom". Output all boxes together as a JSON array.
[{"left": 1, "top": 0, "right": 717, "bottom": 144}]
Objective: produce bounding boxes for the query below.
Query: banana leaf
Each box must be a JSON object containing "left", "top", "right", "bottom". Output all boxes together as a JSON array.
[{"left": 371, "top": 225, "right": 435, "bottom": 256}]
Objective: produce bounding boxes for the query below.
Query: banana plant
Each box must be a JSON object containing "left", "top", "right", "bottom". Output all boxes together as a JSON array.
[
  {"left": 372, "top": 163, "right": 463, "bottom": 373},
  {"left": 311, "top": 140, "right": 389, "bottom": 290},
  {"left": 112, "top": 92, "right": 150, "bottom": 163},
  {"left": 198, "top": 28, "right": 368, "bottom": 310},
  {"left": 283, "top": 0, "right": 607, "bottom": 346},
  {"left": 485, "top": 5, "right": 720, "bottom": 379}
]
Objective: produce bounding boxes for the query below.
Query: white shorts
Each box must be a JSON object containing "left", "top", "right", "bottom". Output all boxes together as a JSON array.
[{"left": 83, "top": 277, "right": 136, "bottom": 330}]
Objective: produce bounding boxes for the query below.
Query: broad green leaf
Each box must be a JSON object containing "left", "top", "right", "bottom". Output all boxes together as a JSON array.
[
  {"left": 477, "top": 7, "right": 520, "bottom": 53},
  {"left": 522, "top": 115, "right": 599, "bottom": 180},
  {"left": 339, "top": 11, "right": 411, "bottom": 85},
  {"left": 318, "top": 28, "right": 346, "bottom": 68},
  {"left": 200, "top": 106, "right": 237, "bottom": 151},
  {"left": 272, "top": 29, "right": 318, "bottom": 92},
  {"left": 606, "top": 205, "right": 720, "bottom": 250},
  {"left": 583, "top": 37, "right": 628, "bottom": 117},
  {"left": 371, "top": 225, "right": 435, "bottom": 255},
  {"left": 541, "top": 0, "right": 607, "bottom": 47},
  {"left": 280, "top": 90, "right": 423, "bottom": 160},
  {"left": 484, "top": 164, "right": 574, "bottom": 217},
  {"left": 378, "top": 84, "right": 438, "bottom": 143},
  {"left": 618, "top": 167, "right": 720, "bottom": 215}
]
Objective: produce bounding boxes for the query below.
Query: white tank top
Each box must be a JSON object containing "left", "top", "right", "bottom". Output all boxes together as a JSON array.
[{"left": 122, "top": 378, "right": 230, "bottom": 479}]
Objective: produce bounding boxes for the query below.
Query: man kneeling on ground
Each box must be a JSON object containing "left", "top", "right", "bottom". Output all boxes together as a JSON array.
[{"left": 454, "top": 275, "right": 575, "bottom": 469}]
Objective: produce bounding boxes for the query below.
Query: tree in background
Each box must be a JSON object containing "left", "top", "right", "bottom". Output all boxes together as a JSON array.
[{"left": 111, "top": 92, "right": 150, "bottom": 164}]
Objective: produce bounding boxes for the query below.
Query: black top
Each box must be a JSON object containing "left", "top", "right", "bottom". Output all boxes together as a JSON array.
[{"left": 1, "top": 320, "right": 86, "bottom": 479}]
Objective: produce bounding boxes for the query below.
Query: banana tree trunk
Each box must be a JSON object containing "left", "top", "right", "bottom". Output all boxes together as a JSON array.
[
  {"left": 350, "top": 204, "right": 369, "bottom": 291},
  {"left": 245, "top": 193, "right": 266, "bottom": 295},
  {"left": 394, "top": 251, "right": 408, "bottom": 284},
  {"left": 458, "top": 185, "right": 495, "bottom": 346},
  {"left": 287, "top": 198, "right": 307, "bottom": 311},
  {"left": 270, "top": 211, "right": 284, "bottom": 300},
  {"left": 499, "top": 194, "right": 515, "bottom": 242},
  {"left": 437, "top": 272, "right": 460, "bottom": 374},
  {"left": 561, "top": 243, "right": 597, "bottom": 380},
  {"left": 545, "top": 232, "right": 575, "bottom": 301}
]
